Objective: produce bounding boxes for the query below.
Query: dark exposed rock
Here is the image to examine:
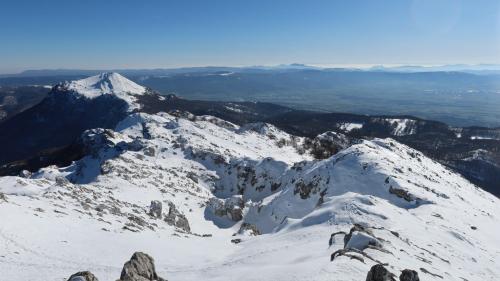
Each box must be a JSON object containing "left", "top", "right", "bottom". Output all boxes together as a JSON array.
[
  {"left": 164, "top": 201, "right": 190, "bottom": 232},
  {"left": 389, "top": 186, "right": 416, "bottom": 202},
  {"left": 330, "top": 224, "right": 388, "bottom": 264},
  {"left": 127, "top": 215, "right": 147, "bottom": 227},
  {"left": 329, "top": 224, "right": 379, "bottom": 249},
  {"left": 305, "top": 131, "right": 351, "bottom": 159},
  {"left": 293, "top": 178, "right": 321, "bottom": 199},
  {"left": 120, "top": 252, "right": 166, "bottom": 281},
  {"left": 366, "top": 264, "right": 396, "bottom": 281},
  {"left": 81, "top": 128, "right": 116, "bottom": 158},
  {"left": 149, "top": 200, "right": 162, "bottom": 219},
  {"left": 55, "top": 175, "right": 70, "bottom": 186},
  {"left": 419, "top": 267, "right": 443, "bottom": 279},
  {"left": 143, "top": 146, "right": 156, "bottom": 157},
  {"left": 186, "top": 171, "right": 198, "bottom": 183},
  {"left": 141, "top": 122, "right": 152, "bottom": 139},
  {"left": 390, "top": 231, "right": 399, "bottom": 238},
  {"left": 399, "top": 269, "right": 419, "bottom": 281},
  {"left": 344, "top": 224, "right": 373, "bottom": 248},
  {"left": 208, "top": 196, "right": 244, "bottom": 222},
  {"left": 67, "top": 271, "right": 99, "bottom": 281},
  {"left": 0, "top": 192, "right": 6, "bottom": 203},
  {"left": 95, "top": 204, "right": 107, "bottom": 213},
  {"left": 228, "top": 206, "right": 243, "bottom": 221},
  {"left": 237, "top": 223, "right": 261, "bottom": 236}
]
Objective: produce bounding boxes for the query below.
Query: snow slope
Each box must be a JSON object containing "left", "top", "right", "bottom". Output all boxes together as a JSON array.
[
  {"left": 61, "top": 72, "right": 146, "bottom": 109},
  {"left": 0, "top": 85, "right": 499, "bottom": 280},
  {"left": 385, "top": 118, "right": 418, "bottom": 136},
  {"left": 338, "top": 122, "right": 363, "bottom": 132}
]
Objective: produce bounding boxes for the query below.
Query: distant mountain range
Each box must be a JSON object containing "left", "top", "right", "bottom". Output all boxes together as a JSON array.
[
  {"left": 2, "top": 68, "right": 500, "bottom": 127},
  {"left": 3, "top": 63, "right": 500, "bottom": 77},
  {"left": 368, "top": 63, "right": 500, "bottom": 74}
]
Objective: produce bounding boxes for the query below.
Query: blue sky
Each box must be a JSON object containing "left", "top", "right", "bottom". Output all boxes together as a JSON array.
[{"left": 0, "top": 0, "right": 499, "bottom": 73}]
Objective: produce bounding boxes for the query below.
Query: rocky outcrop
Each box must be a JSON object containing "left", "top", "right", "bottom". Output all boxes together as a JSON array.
[
  {"left": 366, "top": 264, "right": 396, "bottom": 281},
  {"left": 388, "top": 186, "right": 415, "bottom": 202},
  {"left": 119, "top": 252, "right": 166, "bottom": 281},
  {"left": 0, "top": 192, "right": 6, "bottom": 203},
  {"left": 237, "top": 223, "right": 261, "bottom": 236},
  {"left": 293, "top": 178, "right": 321, "bottom": 199},
  {"left": 164, "top": 201, "right": 190, "bottom": 232},
  {"left": 67, "top": 252, "right": 167, "bottom": 281},
  {"left": 143, "top": 146, "right": 156, "bottom": 157},
  {"left": 399, "top": 269, "right": 419, "bottom": 281},
  {"left": 81, "top": 129, "right": 116, "bottom": 158},
  {"left": 329, "top": 224, "right": 381, "bottom": 250},
  {"left": 67, "top": 271, "right": 99, "bottom": 281},
  {"left": 149, "top": 200, "right": 162, "bottom": 219},
  {"left": 306, "top": 131, "right": 352, "bottom": 159},
  {"left": 330, "top": 224, "right": 388, "bottom": 263},
  {"left": 208, "top": 196, "right": 244, "bottom": 222}
]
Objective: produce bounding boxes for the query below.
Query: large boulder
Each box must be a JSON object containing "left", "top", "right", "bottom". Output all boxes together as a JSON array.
[
  {"left": 67, "top": 271, "right": 98, "bottom": 281},
  {"left": 366, "top": 264, "right": 395, "bottom": 281},
  {"left": 149, "top": 200, "right": 162, "bottom": 219},
  {"left": 164, "top": 201, "right": 191, "bottom": 232},
  {"left": 399, "top": 269, "right": 419, "bottom": 281},
  {"left": 207, "top": 196, "right": 244, "bottom": 222},
  {"left": 119, "top": 252, "right": 166, "bottom": 281}
]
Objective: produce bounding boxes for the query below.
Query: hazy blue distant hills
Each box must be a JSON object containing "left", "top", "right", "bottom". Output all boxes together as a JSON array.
[
  {"left": 0, "top": 64, "right": 321, "bottom": 78},
  {"left": 1, "top": 67, "right": 500, "bottom": 127},
  {"left": 134, "top": 70, "right": 500, "bottom": 127},
  {"left": 4, "top": 63, "right": 500, "bottom": 77},
  {"left": 369, "top": 64, "right": 500, "bottom": 75}
]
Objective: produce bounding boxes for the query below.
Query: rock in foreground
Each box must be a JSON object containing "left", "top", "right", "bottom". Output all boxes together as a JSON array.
[
  {"left": 120, "top": 252, "right": 167, "bottom": 281},
  {"left": 366, "top": 264, "right": 395, "bottom": 281},
  {"left": 67, "top": 271, "right": 99, "bottom": 281},
  {"left": 399, "top": 269, "right": 419, "bottom": 281}
]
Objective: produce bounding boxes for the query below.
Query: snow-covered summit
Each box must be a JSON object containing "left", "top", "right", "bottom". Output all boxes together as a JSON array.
[
  {"left": 65, "top": 72, "right": 146, "bottom": 98},
  {"left": 61, "top": 72, "right": 147, "bottom": 109}
]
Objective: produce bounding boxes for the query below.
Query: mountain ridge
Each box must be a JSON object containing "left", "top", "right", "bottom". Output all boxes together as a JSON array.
[
  {"left": 0, "top": 107, "right": 498, "bottom": 280},
  {"left": 1, "top": 73, "right": 499, "bottom": 197}
]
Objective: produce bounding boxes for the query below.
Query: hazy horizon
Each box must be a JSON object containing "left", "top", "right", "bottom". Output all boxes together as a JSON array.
[
  {"left": 4, "top": 62, "right": 500, "bottom": 76},
  {"left": 1, "top": 0, "right": 500, "bottom": 74}
]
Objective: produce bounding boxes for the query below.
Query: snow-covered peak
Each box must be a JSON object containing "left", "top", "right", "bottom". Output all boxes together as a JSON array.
[
  {"left": 66, "top": 72, "right": 146, "bottom": 97},
  {"left": 62, "top": 72, "right": 147, "bottom": 109}
]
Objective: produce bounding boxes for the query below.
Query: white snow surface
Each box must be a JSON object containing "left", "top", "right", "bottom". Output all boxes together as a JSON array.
[
  {"left": 338, "top": 122, "right": 363, "bottom": 132},
  {"left": 470, "top": 136, "right": 497, "bottom": 140},
  {"left": 62, "top": 72, "right": 146, "bottom": 109},
  {"left": 386, "top": 118, "right": 417, "bottom": 136},
  {"left": 0, "top": 111, "right": 499, "bottom": 281}
]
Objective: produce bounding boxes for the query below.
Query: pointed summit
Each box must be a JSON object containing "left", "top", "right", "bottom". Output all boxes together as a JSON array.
[
  {"left": 53, "top": 72, "right": 148, "bottom": 110},
  {"left": 65, "top": 72, "right": 146, "bottom": 99}
]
